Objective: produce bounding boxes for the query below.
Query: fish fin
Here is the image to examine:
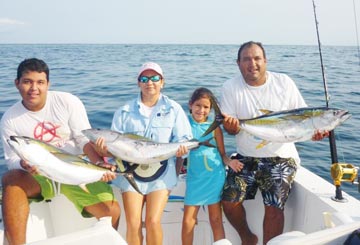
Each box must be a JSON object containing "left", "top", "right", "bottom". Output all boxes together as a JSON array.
[
  {"left": 123, "top": 173, "right": 143, "bottom": 194},
  {"left": 79, "top": 184, "right": 90, "bottom": 193},
  {"left": 112, "top": 158, "right": 141, "bottom": 193},
  {"left": 202, "top": 96, "right": 224, "bottom": 137},
  {"left": 123, "top": 133, "right": 152, "bottom": 141},
  {"left": 259, "top": 109, "right": 273, "bottom": 114},
  {"left": 256, "top": 140, "right": 269, "bottom": 149},
  {"left": 114, "top": 158, "right": 126, "bottom": 172},
  {"left": 113, "top": 158, "right": 139, "bottom": 173}
]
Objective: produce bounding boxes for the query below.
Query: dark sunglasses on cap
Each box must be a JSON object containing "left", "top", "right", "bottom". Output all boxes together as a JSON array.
[{"left": 138, "top": 75, "right": 162, "bottom": 83}]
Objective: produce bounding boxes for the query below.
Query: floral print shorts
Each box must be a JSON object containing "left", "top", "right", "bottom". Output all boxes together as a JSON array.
[{"left": 222, "top": 153, "right": 297, "bottom": 210}]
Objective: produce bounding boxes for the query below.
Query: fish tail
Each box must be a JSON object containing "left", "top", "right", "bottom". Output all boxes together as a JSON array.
[
  {"left": 79, "top": 184, "right": 90, "bottom": 193},
  {"left": 112, "top": 159, "right": 142, "bottom": 194},
  {"left": 202, "top": 96, "right": 224, "bottom": 137},
  {"left": 123, "top": 173, "right": 143, "bottom": 194},
  {"left": 256, "top": 140, "right": 269, "bottom": 149},
  {"left": 199, "top": 138, "right": 216, "bottom": 148}
]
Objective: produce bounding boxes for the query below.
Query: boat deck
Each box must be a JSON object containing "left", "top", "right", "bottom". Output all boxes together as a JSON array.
[{"left": 0, "top": 166, "right": 359, "bottom": 244}]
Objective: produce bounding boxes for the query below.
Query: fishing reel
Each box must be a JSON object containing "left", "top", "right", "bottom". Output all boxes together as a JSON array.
[{"left": 331, "top": 163, "right": 359, "bottom": 188}]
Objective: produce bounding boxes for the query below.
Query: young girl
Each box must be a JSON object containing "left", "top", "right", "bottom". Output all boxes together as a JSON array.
[{"left": 181, "top": 87, "right": 243, "bottom": 245}]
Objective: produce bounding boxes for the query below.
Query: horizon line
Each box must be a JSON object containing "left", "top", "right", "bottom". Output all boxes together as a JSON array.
[{"left": 0, "top": 42, "right": 358, "bottom": 47}]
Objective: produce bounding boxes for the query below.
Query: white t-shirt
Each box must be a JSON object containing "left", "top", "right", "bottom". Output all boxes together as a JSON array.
[
  {"left": 220, "top": 71, "right": 307, "bottom": 164},
  {"left": 1, "top": 91, "right": 91, "bottom": 170}
]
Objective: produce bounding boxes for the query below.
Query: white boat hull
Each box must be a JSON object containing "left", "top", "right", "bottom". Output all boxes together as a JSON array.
[{"left": 0, "top": 166, "right": 359, "bottom": 244}]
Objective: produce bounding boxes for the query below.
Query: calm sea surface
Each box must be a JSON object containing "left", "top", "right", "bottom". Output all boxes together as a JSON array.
[{"left": 0, "top": 44, "right": 359, "bottom": 199}]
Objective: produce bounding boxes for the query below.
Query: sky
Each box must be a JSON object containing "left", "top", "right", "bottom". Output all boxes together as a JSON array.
[{"left": 0, "top": 0, "right": 359, "bottom": 46}]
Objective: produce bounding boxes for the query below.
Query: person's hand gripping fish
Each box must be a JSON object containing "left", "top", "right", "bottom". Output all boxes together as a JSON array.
[{"left": 91, "top": 136, "right": 189, "bottom": 182}]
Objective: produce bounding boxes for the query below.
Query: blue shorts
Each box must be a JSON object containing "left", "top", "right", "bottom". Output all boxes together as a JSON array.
[{"left": 222, "top": 154, "right": 297, "bottom": 210}]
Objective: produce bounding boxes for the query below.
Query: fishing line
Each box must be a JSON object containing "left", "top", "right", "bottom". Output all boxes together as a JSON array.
[
  {"left": 311, "top": 0, "right": 329, "bottom": 107},
  {"left": 333, "top": 130, "right": 347, "bottom": 162},
  {"left": 353, "top": 0, "right": 360, "bottom": 66}
]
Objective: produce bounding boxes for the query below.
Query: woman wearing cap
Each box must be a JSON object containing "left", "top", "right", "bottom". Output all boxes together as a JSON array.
[{"left": 95, "top": 62, "right": 192, "bottom": 244}]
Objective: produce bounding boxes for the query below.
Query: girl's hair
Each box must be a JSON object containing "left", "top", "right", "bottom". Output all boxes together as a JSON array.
[{"left": 189, "top": 87, "right": 215, "bottom": 111}]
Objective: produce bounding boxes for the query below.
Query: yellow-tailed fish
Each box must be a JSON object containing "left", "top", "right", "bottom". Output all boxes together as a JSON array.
[
  {"left": 82, "top": 129, "right": 214, "bottom": 165},
  {"left": 7, "top": 136, "right": 141, "bottom": 193},
  {"left": 203, "top": 97, "right": 351, "bottom": 148}
]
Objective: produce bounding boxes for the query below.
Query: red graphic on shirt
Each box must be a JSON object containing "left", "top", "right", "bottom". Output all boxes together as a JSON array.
[{"left": 33, "top": 121, "right": 61, "bottom": 143}]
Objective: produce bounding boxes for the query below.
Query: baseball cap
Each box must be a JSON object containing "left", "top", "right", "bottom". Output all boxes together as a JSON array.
[{"left": 137, "top": 62, "right": 164, "bottom": 79}]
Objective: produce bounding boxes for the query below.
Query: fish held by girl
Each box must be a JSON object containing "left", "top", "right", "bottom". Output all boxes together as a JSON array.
[{"left": 203, "top": 97, "right": 351, "bottom": 149}]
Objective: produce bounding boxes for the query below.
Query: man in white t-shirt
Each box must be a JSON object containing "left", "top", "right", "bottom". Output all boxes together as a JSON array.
[
  {"left": 0, "top": 58, "right": 120, "bottom": 245},
  {"left": 220, "top": 41, "right": 328, "bottom": 244}
]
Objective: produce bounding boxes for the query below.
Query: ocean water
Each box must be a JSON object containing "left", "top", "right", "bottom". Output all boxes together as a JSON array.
[{"left": 0, "top": 44, "right": 359, "bottom": 200}]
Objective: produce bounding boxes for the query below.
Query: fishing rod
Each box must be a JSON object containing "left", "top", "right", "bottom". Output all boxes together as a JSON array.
[{"left": 311, "top": 0, "right": 352, "bottom": 202}]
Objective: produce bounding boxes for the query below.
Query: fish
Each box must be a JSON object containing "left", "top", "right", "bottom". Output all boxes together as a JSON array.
[
  {"left": 81, "top": 129, "right": 214, "bottom": 165},
  {"left": 203, "top": 97, "right": 351, "bottom": 148},
  {"left": 7, "top": 136, "right": 141, "bottom": 193}
]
